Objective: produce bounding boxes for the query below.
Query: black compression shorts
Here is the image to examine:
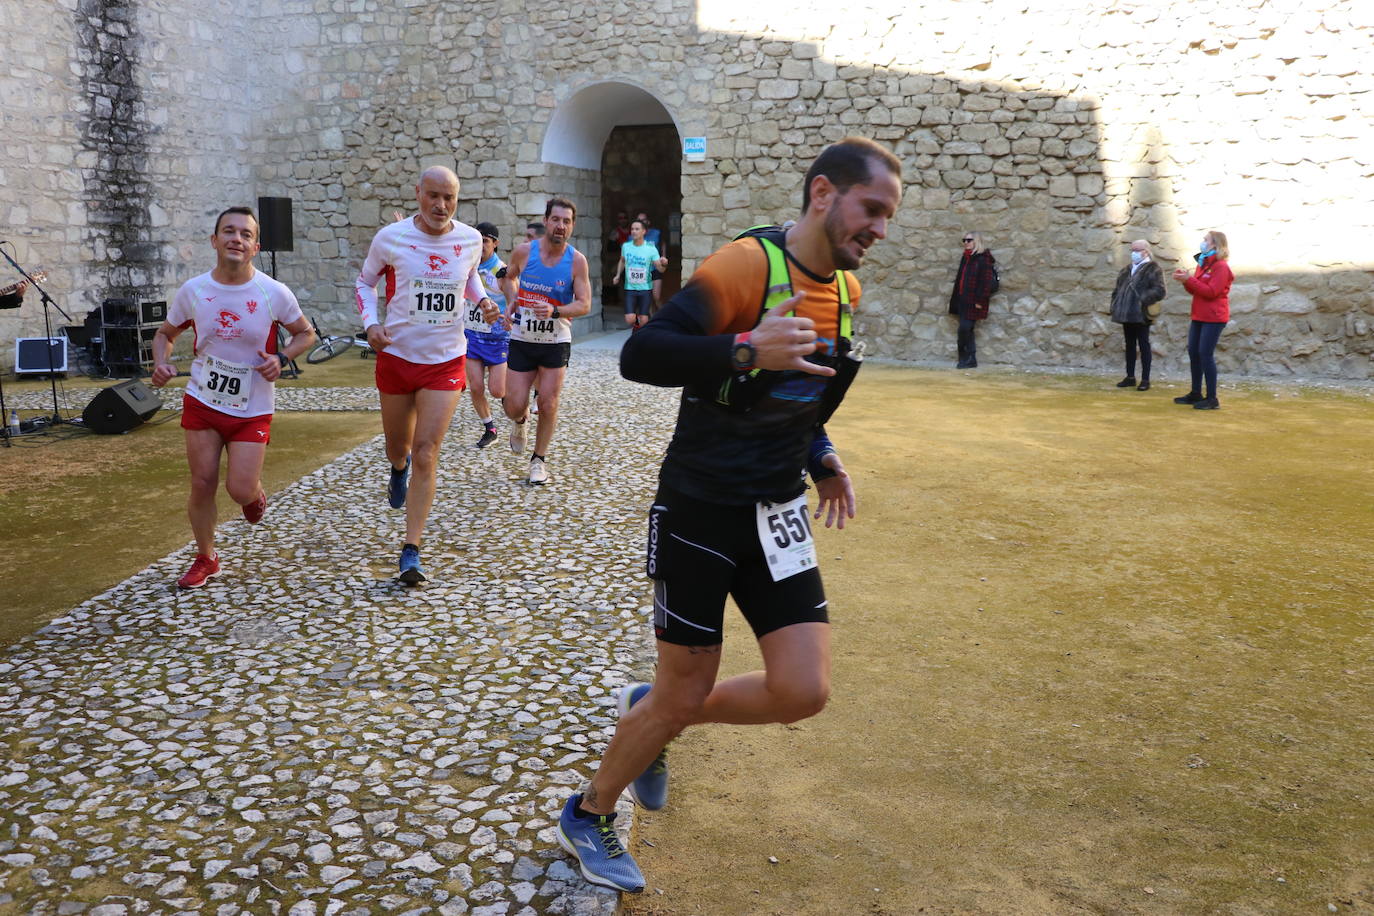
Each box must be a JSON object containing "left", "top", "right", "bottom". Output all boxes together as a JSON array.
[
  {"left": 645, "top": 484, "right": 828, "bottom": 646},
  {"left": 508, "top": 339, "right": 571, "bottom": 372}
]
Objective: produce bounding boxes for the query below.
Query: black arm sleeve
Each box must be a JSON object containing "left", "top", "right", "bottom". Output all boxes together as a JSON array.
[{"left": 619, "top": 286, "right": 737, "bottom": 389}]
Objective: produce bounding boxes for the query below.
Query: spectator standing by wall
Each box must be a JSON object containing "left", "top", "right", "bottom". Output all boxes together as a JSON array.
[
  {"left": 948, "top": 231, "right": 996, "bottom": 368},
  {"left": 1109, "top": 239, "right": 1166, "bottom": 391},
  {"left": 1172, "top": 230, "right": 1233, "bottom": 410}
]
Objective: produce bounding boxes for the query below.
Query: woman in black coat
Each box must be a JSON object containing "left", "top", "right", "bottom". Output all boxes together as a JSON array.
[
  {"left": 948, "top": 232, "right": 996, "bottom": 368},
  {"left": 1108, "top": 239, "right": 1166, "bottom": 390}
]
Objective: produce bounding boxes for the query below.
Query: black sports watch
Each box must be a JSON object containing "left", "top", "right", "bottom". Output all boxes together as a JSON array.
[
  {"left": 551, "top": 307, "right": 561, "bottom": 319},
  {"left": 731, "top": 332, "right": 756, "bottom": 371}
]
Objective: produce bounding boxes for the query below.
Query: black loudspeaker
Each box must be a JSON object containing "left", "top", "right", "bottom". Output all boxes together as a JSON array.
[
  {"left": 140, "top": 300, "right": 166, "bottom": 324},
  {"left": 82, "top": 380, "right": 161, "bottom": 434},
  {"left": 258, "top": 197, "right": 293, "bottom": 252},
  {"left": 101, "top": 297, "right": 137, "bottom": 325}
]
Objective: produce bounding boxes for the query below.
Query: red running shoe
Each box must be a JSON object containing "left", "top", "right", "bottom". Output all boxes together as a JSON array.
[
  {"left": 243, "top": 490, "right": 267, "bottom": 524},
  {"left": 177, "top": 553, "right": 221, "bottom": 589}
]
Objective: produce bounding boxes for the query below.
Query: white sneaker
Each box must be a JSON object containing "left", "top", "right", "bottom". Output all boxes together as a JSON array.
[
  {"left": 528, "top": 456, "right": 549, "bottom": 485},
  {"left": 509, "top": 420, "right": 526, "bottom": 455}
]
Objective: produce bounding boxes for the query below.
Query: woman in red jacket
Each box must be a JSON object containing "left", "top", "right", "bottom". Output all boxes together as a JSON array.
[
  {"left": 1172, "top": 230, "right": 1233, "bottom": 410},
  {"left": 948, "top": 231, "right": 997, "bottom": 368}
]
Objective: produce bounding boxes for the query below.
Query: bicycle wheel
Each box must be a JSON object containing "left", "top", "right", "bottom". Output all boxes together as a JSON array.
[{"left": 306, "top": 336, "right": 354, "bottom": 364}]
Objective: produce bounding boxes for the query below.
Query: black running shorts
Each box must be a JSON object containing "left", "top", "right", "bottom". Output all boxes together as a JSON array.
[
  {"left": 624, "top": 289, "right": 653, "bottom": 316},
  {"left": 645, "top": 484, "right": 828, "bottom": 646},
  {"left": 508, "top": 339, "right": 571, "bottom": 372}
]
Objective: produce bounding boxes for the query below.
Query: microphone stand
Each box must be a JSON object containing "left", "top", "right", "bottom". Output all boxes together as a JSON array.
[{"left": 1, "top": 243, "right": 72, "bottom": 427}]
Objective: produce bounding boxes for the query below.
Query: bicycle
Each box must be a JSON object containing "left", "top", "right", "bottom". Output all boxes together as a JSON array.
[{"left": 307, "top": 316, "right": 363, "bottom": 364}]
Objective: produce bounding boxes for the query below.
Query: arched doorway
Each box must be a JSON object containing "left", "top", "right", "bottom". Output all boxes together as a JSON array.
[{"left": 541, "top": 81, "right": 682, "bottom": 330}]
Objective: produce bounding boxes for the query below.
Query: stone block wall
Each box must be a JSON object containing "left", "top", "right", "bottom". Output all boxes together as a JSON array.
[
  {"left": 0, "top": 0, "right": 261, "bottom": 355},
  {"left": 3, "top": 0, "right": 1371, "bottom": 380}
]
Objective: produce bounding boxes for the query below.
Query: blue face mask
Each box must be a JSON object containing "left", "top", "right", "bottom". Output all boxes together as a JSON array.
[
  {"left": 1195, "top": 247, "right": 1216, "bottom": 264},
  {"left": 1130, "top": 251, "right": 1144, "bottom": 265}
]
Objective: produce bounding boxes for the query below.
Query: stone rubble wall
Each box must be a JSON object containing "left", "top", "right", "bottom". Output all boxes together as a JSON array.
[
  {"left": 2, "top": 0, "right": 1371, "bottom": 379},
  {"left": 0, "top": 0, "right": 262, "bottom": 350}
]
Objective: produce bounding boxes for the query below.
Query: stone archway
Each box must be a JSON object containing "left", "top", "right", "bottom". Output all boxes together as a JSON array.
[{"left": 541, "top": 81, "right": 683, "bottom": 330}]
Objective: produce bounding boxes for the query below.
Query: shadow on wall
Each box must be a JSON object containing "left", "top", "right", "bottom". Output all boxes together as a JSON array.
[
  {"left": 812, "top": 78, "right": 1374, "bottom": 381},
  {"left": 75, "top": 0, "right": 166, "bottom": 307}
]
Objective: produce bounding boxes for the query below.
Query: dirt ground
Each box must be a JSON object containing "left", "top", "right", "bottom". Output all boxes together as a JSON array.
[
  {"left": 623, "top": 366, "right": 1374, "bottom": 916},
  {"left": 2, "top": 359, "right": 1372, "bottom": 914}
]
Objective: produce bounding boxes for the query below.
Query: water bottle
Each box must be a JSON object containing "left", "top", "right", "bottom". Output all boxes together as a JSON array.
[{"left": 7, "top": 410, "right": 18, "bottom": 436}]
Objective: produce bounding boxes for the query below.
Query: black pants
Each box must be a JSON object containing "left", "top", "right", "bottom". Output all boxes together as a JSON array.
[
  {"left": 1122, "top": 322, "right": 1151, "bottom": 380},
  {"left": 956, "top": 317, "right": 978, "bottom": 366}
]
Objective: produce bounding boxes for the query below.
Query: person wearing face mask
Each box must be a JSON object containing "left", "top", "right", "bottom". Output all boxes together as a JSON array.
[
  {"left": 947, "top": 231, "right": 997, "bottom": 368},
  {"left": 1171, "top": 230, "right": 1233, "bottom": 410},
  {"left": 1108, "top": 239, "right": 1166, "bottom": 391}
]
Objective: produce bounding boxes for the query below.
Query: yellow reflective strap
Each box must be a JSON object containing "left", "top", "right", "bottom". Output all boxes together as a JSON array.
[
  {"left": 758, "top": 238, "right": 793, "bottom": 313},
  {"left": 837, "top": 270, "right": 852, "bottom": 339},
  {"left": 758, "top": 236, "right": 851, "bottom": 341}
]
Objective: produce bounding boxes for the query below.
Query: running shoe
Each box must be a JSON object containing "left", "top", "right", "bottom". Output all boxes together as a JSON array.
[
  {"left": 475, "top": 427, "right": 498, "bottom": 449},
  {"left": 1193, "top": 396, "right": 1220, "bottom": 410},
  {"left": 618, "top": 683, "right": 668, "bottom": 810},
  {"left": 1173, "top": 392, "right": 1204, "bottom": 405},
  {"left": 177, "top": 553, "right": 220, "bottom": 589},
  {"left": 555, "top": 794, "right": 645, "bottom": 894},
  {"left": 242, "top": 490, "right": 267, "bottom": 524},
  {"left": 528, "top": 456, "right": 549, "bottom": 485},
  {"left": 398, "top": 544, "right": 426, "bottom": 585},
  {"left": 388, "top": 456, "right": 411, "bottom": 509},
  {"left": 509, "top": 421, "right": 526, "bottom": 455}
]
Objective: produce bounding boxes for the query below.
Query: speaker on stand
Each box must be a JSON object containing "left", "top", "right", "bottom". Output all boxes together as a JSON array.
[
  {"left": 255, "top": 196, "right": 300, "bottom": 378},
  {"left": 257, "top": 196, "right": 293, "bottom": 278}
]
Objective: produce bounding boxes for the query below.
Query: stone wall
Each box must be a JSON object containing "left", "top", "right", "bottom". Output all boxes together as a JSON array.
[
  {"left": 3, "top": 0, "right": 1371, "bottom": 379},
  {"left": 0, "top": 0, "right": 263, "bottom": 355}
]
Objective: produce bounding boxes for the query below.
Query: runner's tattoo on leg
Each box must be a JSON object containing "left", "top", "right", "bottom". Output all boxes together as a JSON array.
[
  {"left": 687, "top": 644, "right": 722, "bottom": 655},
  {"left": 584, "top": 783, "right": 600, "bottom": 808}
]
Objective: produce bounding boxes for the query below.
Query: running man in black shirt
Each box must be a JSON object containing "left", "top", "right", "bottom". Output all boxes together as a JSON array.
[{"left": 555, "top": 137, "right": 903, "bottom": 893}]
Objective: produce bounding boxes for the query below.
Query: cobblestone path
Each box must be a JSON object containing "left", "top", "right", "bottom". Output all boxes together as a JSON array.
[
  {"left": 4, "top": 385, "right": 381, "bottom": 413},
  {"left": 0, "top": 347, "right": 676, "bottom": 915}
]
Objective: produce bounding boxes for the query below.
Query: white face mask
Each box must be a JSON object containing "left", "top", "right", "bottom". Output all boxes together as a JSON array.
[{"left": 1130, "top": 250, "right": 1145, "bottom": 265}]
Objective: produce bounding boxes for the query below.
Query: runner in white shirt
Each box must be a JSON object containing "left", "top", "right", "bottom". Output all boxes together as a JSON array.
[
  {"left": 356, "top": 165, "right": 498, "bottom": 583},
  {"left": 150, "top": 206, "right": 314, "bottom": 589},
  {"left": 499, "top": 197, "right": 591, "bottom": 485}
]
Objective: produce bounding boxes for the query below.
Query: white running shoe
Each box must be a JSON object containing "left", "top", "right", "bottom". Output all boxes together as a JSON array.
[
  {"left": 509, "top": 420, "right": 526, "bottom": 455},
  {"left": 528, "top": 456, "right": 549, "bottom": 485}
]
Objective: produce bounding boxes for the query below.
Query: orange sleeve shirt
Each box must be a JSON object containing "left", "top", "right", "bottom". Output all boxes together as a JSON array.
[{"left": 687, "top": 238, "right": 861, "bottom": 354}]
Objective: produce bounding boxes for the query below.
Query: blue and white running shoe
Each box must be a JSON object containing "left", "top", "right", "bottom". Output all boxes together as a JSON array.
[
  {"left": 387, "top": 456, "right": 410, "bottom": 509},
  {"left": 556, "top": 794, "right": 645, "bottom": 893},
  {"left": 619, "top": 682, "right": 669, "bottom": 810},
  {"left": 397, "top": 544, "right": 425, "bottom": 585}
]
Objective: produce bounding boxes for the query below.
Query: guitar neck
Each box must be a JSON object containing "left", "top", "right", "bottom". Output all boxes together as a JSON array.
[{"left": 1, "top": 270, "right": 47, "bottom": 297}]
